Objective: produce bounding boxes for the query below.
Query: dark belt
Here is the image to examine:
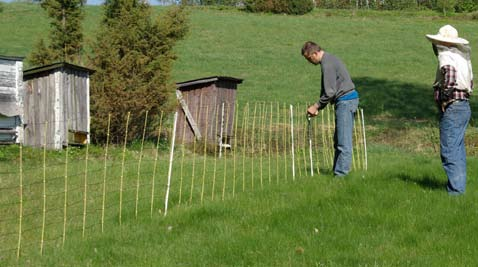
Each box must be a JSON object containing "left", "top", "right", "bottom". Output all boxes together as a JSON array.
[
  {"left": 336, "top": 89, "right": 355, "bottom": 99},
  {"left": 445, "top": 99, "right": 469, "bottom": 110}
]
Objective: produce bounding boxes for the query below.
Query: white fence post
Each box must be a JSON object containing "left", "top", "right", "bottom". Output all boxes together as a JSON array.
[
  {"left": 164, "top": 112, "right": 178, "bottom": 216},
  {"left": 290, "top": 105, "right": 295, "bottom": 180}
]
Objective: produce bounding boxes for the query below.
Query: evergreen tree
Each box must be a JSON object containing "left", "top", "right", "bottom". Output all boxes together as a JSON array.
[
  {"left": 89, "top": 2, "right": 188, "bottom": 143},
  {"left": 28, "top": 0, "right": 84, "bottom": 66}
]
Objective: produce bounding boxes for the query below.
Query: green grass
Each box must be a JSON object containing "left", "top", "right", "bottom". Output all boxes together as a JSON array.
[
  {"left": 2, "top": 3, "right": 478, "bottom": 266},
  {"left": 3, "top": 145, "right": 478, "bottom": 266},
  {"left": 2, "top": 4, "right": 478, "bottom": 128},
  {"left": 171, "top": 7, "right": 478, "bottom": 108}
]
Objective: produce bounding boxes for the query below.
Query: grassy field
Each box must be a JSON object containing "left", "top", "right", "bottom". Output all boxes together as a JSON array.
[
  {"left": 3, "top": 144, "right": 478, "bottom": 266},
  {"left": 2, "top": 2, "right": 478, "bottom": 266},
  {"left": 2, "top": 3, "right": 478, "bottom": 146}
]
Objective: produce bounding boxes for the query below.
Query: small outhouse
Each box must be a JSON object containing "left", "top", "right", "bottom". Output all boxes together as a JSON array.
[
  {"left": 23, "top": 62, "right": 94, "bottom": 149},
  {"left": 176, "top": 76, "right": 243, "bottom": 146},
  {"left": 0, "top": 55, "right": 24, "bottom": 144}
]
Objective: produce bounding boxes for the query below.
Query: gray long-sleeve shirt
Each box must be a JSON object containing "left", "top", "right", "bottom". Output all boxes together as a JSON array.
[{"left": 318, "top": 52, "right": 355, "bottom": 109}]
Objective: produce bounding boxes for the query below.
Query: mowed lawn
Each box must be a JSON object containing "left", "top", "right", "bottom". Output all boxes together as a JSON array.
[{"left": 2, "top": 3, "right": 478, "bottom": 266}]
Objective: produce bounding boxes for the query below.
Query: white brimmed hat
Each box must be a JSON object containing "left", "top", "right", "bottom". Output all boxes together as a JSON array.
[{"left": 426, "top": 25, "right": 469, "bottom": 45}]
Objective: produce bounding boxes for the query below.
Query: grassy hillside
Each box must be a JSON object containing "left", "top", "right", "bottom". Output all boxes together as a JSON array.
[
  {"left": 171, "top": 7, "right": 478, "bottom": 127},
  {"left": 2, "top": 4, "right": 478, "bottom": 113},
  {"left": 2, "top": 4, "right": 478, "bottom": 266},
  {"left": 2, "top": 3, "right": 478, "bottom": 150}
]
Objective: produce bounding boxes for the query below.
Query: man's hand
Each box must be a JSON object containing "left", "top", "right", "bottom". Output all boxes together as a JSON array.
[{"left": 307, "top": 103, "right": 320, "bottom": 117}]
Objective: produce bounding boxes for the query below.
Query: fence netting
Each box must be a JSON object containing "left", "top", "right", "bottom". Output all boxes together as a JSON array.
[{"left": 0, "top": 102, "right": 367, "bottom": 262}]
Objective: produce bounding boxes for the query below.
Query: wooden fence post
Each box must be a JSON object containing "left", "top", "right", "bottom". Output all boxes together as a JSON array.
[
  {"left": 135, "top": 111, "right": 149, "bottom": 218},
  {"left": 82, "top": 138, "right": 90, "bottom": 238},
  {"left": 16, "top": 143, "right": 23, "bottom": 259},
  {"left": 101, "top": 114, "right": 111, "bottom": 230},
  {"left": 150, "top": 111, "right": 163, "bottom": 217},
  {"left": 40, "top": 121, "right": 47, "bottom": 255},
  {"left": 119, "top": 112, "right": 131, "bottom": 225}
]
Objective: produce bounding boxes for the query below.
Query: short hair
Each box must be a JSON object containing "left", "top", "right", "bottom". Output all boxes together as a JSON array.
[{"left": 301, "top": 41, "right": 322, "bottom": 57}]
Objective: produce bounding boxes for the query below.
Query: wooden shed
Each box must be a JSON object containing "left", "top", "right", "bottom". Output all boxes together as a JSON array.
[
  {"left": 0, "top": 55, "right": 24, "bottom": 144},
  {"left": 176, "top": 76, "right": 243, "bottom": 147},
  {"left": 23, "top": 62, "right": 94, "bottom": 149}
]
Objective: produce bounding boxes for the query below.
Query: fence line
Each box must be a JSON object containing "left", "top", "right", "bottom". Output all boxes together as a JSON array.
[{"left": 0, "top": 102, "right": 369, "bottom": 263}]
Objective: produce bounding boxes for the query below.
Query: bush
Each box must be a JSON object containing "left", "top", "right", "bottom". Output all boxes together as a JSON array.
[
  {"left": 89, "top": 4, "right": 189, "bottom": 143},
  {"left": 245, "top": 0, "right": 314, "bottom": 14},
  {"left": 380, "top": 0, "right": 418, "bottom": 10},
  {"left": 201, "top": 0, "right": 240, "bottom": 5},
  {"left": 437, "top": 0, "right": 457, "bottom": 14},
  {"left": 469, "top": 10, "right": 478, "bottom": 18},
  {"left": 287, "top": 0, "right": 314, "bottom": 14},
  {"left": 315, "top": 0, "right": 350, "bottom": 9},
  {"left": 455, "top": 0, "right": 478, "bottom": 12}
]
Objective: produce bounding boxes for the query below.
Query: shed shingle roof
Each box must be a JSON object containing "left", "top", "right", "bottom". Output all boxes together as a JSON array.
[
  {"left": 23, "top": 62, "right": 95, "bottom": 79},
  {"left": 176, "top": 76, "right": 243, "bottom": 89}
]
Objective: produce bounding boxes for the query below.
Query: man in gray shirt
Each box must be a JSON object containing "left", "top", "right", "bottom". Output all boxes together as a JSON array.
[{"left": 302, "top": 41, "right": 359, "bottom": 176}]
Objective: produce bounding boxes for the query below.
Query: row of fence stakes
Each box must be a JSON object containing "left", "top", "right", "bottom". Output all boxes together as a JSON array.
[{"left": 9, "top": 102, "right": 367, "bottom": 261}]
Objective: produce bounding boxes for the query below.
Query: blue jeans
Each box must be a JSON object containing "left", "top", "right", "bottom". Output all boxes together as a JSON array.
[
  {"left": 333, "top": 98, "right": 359, "bottom": 176},
  {"left": 439, "top": 100, "right": 471, "bottom": 195}
]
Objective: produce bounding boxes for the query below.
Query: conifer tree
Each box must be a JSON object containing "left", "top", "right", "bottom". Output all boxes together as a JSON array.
[
  {"left": 89, "top": 2, "right": 188, "bottom": 143},
  {"left": 28, "top": 0, "right": 84, "bottom": 66}
]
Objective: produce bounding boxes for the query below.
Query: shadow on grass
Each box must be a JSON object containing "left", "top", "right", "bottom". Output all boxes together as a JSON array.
[
  {"left": 355, "top": 77, "right": 436, "bottom": 121},
  {"left": 397, "top": 173, "right": 446, "bottom": 190},
  {"left": 355, "top": 76, "right": 478, "bottom": 126}
]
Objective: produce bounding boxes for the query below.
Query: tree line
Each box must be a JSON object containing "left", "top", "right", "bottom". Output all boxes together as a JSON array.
[
  {"left": 314, "top": 0, "right": 478, "bottom": 13},
  {"left": 189, "top": 0, "right": 478, "bottom": 14}
]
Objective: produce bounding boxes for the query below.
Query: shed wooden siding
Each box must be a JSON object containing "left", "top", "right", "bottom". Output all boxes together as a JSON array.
[
  {"left": 23, "top": 63, "right": 92, "bottom": 149},
  {"left": 176, "top": 77, "right": 241, "bottom": 144},
  {"left": 0, "top": 56, "right": 24, "bottom": 143}
]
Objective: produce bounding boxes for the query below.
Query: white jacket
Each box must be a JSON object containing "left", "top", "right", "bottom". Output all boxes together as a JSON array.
[{"left": 436, "top": 44, "right": 473, "bottom": 93}]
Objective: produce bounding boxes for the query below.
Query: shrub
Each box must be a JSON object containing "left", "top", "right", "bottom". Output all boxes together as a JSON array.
[
  {"left": 287, "top": 0, "right": 314, "bottom": 14},
  {"left": 469, "top": 10, "right": 478, "bottom": 18},
  {"left": 89, "top": 4, "right": 189, "bottom": 143},
  {"left": 437, "top": 0, "right": 457, "bottom": 15},
  {"left": 316, "top": 0, "right": 352, "bottom": 9},
  {"left": 245, "top": 0, "right": 314, "bottom": 15},
  {"left": 455, "top": 0, "right": 478, "bottom": 12},
  {"left": 201, "top": 0, "right": 240, "bottom": 6},
  {"left": 380, "top": 0, "right": 418, "bottom": 10}
]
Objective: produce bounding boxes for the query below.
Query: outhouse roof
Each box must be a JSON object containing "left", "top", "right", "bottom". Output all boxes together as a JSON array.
[
  {"left": 23, "top": 62, "right": 95, "bottom": 79},
  {"left": 176, "top": 76, "right": 243, "bottom": 89},
  {"left": 0, "top": 55, "right": 24, "bottom": 61}
]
